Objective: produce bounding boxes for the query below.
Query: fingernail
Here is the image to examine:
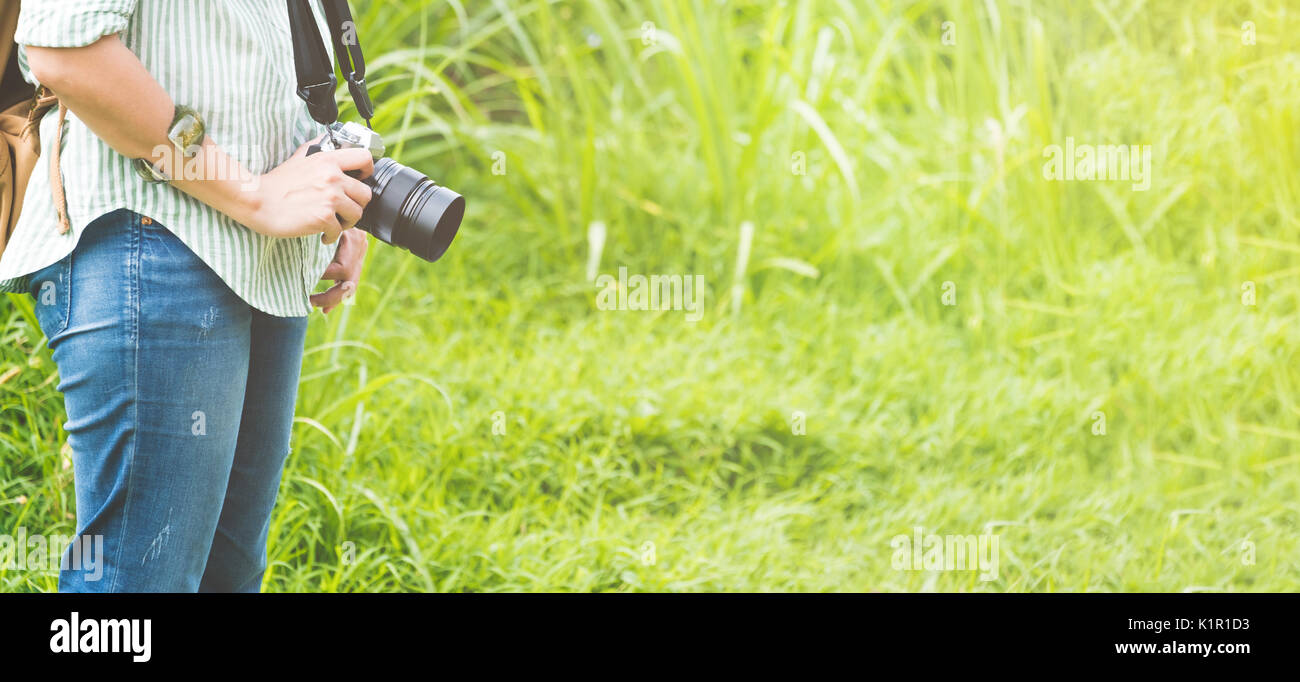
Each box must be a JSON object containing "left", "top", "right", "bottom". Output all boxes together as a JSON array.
[{"left": 342, "top": 282, "right": 355, "bottom": 297}]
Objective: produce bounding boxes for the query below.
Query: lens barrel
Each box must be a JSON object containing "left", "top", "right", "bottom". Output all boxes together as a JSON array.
[{"left": 358, "top": 158, "right": 464, "bottom": 263}]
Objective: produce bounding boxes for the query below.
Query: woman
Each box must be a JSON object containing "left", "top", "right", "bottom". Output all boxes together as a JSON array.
[{"left": 0, "top": 0, "right": 372, "bottom": 592}]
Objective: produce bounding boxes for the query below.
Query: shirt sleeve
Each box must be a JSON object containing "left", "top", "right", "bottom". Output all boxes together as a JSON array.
[{"left": 15, "top": 0, "right": 138, "bottom": 49}]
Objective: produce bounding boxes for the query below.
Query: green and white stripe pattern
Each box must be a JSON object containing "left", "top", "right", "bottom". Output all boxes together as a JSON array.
[{"left": 0, "top": 0, "right": 338, "bottom": 317}]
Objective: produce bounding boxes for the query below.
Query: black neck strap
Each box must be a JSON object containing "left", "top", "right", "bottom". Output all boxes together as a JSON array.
[{"left": 287, "top": 0, "right": 375, "bottom": 128}]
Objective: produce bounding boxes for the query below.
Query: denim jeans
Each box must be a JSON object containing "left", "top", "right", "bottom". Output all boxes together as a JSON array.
[{"left": 26, "top": 208, "right": 308, "bottom": 592}]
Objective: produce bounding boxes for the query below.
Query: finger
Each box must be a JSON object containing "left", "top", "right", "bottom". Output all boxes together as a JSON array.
[
  {"left": 342, "top": 175, "right": 373, "bottom": 208},
  {"left": 310, "top": 280, "right": 356, "bottom": 314},
  {"left": 319, "top": 217, "right": 343, "bottom": 245},
  {"left": 310, "top": 282, "right": 346, "bottom": 310},
  {"left": 331, "top": 192, "right": 364, "bottom": 231},
  {"left": 320, "top": 148, "right": 375, "bottom": 179}
]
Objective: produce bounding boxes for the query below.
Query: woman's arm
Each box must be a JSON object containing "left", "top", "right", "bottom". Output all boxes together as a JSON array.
[{"left": 25, "top": 34, "right": 372, "bottom": 245}]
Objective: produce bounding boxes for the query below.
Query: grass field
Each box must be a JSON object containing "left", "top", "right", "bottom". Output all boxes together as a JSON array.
[{"left": 3, "top": 0, "right": 1300, "bottom": 591}]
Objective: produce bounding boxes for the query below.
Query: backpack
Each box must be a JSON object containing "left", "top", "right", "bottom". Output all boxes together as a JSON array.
[{"left": 1, "top": 0, "right": 70, "bottom": 263}]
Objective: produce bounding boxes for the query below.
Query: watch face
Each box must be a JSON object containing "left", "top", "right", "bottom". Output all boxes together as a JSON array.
[{"left": 168, "top": 107, "right": 204, "bottom": 152}]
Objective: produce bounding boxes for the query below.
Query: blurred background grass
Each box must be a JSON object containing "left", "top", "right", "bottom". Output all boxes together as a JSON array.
[{"left": 4, "top": 0, "right": 1300, "bottom": 591}]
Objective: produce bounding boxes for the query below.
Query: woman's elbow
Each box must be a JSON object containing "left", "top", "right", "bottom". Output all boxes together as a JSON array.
[
  {"left": 24, "top": 34, "right": 118, "bottom": 93},
  {"left": 23, "top": 47, "right": 71, "bottom": 91}
]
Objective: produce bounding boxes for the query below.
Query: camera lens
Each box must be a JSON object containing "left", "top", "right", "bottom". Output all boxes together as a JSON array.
[{"left": 358, "top": 158, "right": 464, "bottom": 263}]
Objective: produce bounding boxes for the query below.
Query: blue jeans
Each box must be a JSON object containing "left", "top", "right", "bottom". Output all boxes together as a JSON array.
[{"left": 26, "top": 208, "right": 308, "bottom": 592}]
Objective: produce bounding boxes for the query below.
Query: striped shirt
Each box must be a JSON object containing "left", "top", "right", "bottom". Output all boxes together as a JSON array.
[{"left": 0, "top": 0, "right": 338, "bottom": 317}]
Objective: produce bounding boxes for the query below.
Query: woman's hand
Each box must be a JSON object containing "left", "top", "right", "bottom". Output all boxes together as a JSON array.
[
  {"left": 241, "top": 137, "right": 375, "bottom": 244},
  {"left": 311, "top": 227, "right": 368, "bottom": 314}
]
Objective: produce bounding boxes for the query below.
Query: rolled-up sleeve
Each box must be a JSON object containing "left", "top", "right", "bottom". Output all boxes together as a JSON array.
[{"left": 15, "top": 0, "right": 137, "bottom": 48}]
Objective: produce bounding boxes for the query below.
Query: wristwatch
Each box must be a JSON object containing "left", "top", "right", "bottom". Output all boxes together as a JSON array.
[{"left": 134, "top": 104, "right": 205, "bottom": 183}]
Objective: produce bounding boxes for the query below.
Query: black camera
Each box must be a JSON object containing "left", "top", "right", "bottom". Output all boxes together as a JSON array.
[
  {"left": 287, "top": 0, "right": 464, "bottom": 264},
  {"left": 308, "top": 121, "right": 463, "bottom": 263}
]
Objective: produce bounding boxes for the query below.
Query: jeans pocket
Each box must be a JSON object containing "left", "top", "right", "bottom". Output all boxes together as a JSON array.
[{"left": 29, "top": 252, "right": 72, "bottom": 339}]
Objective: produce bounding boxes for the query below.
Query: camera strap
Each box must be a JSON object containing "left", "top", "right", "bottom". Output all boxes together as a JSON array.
[{"left": 287, "top": 0, "right": 375, "bottom": 129}]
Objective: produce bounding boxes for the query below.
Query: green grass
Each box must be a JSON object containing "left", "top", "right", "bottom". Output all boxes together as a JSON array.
[{"left": 4, "top": 0, "right": 1300, "bottom": 591}]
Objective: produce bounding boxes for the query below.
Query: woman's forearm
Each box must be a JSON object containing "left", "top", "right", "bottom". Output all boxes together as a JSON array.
[
  {"left": 25, "top": 34, "right": 261, "bottom": 227},
  {"left": 26, "top": 32, "right": 373, "bottom": 243}
]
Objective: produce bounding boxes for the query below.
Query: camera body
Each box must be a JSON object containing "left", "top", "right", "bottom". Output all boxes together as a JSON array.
[
  {"left": 309, "top": 121, "right": 464, "bottom": 263},
  {"left": 314, "top": 120, "right": 386, "bottom": 159}
]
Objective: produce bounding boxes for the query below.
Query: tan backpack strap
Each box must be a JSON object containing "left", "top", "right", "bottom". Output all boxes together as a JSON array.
[{"left": 49, "top": 101, "right": 70, "bottom": 234}]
